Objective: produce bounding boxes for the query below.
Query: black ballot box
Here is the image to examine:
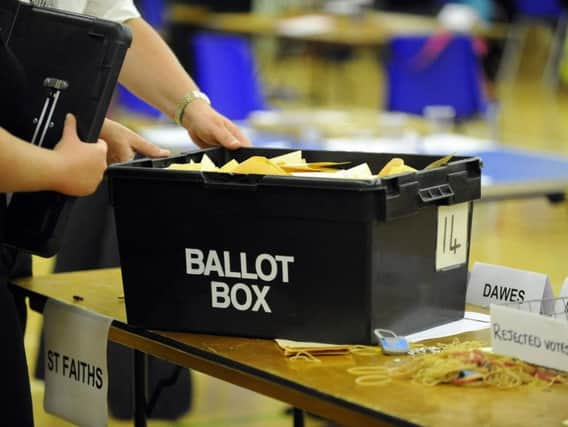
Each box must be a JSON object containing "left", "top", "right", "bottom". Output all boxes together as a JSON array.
[
  {"left": 107, "top": 147, "right": 481, "bottom": 344},
  {"left": 0, "top": 0, "right": 131, "bottom": 256}
]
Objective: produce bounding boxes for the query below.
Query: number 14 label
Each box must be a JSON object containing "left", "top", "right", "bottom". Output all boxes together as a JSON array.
[{"left": 436, "top": 202, "right": 470, "bottom": 271}]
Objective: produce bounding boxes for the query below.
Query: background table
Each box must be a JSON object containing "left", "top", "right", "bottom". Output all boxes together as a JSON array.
[{"left": 167, "top": 6, "right": 507, "bottom": 46}]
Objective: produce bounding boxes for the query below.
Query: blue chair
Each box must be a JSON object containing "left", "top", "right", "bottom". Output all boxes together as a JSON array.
[
  {"left": 138, "top": 0, "right": 165, "bottom": 29},
  {"left": 385, "top": 34, "right": 487, "bottom": 119},
  {"left": 515, "top": 0, "right": 563, "bottom": 17},
  {"left": 191, "top": 31, "right": 267, "bottom": 121},
  {"left": 115, "top": 0, "right": 165, "bottom": 119}
]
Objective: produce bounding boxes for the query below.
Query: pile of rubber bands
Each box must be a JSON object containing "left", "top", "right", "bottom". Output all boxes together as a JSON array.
[{"left": 347, "top": 340, "right": 568, "bottom": 389}]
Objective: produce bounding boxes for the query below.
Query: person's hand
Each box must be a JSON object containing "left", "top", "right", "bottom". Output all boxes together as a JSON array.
[
  {"left": 51, "top": 114, "right": 108, "bottom": 196},
  {"left": 100, "top": 118, "right": 170, "bottom": 164},
  {"left": 181, "top": 100, "right": 251, "bottom": 149}
]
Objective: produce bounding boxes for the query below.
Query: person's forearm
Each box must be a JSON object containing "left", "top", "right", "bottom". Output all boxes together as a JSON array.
[
  {"left": 119, "top": 18, "right": 198, "bottom": 121},
  {"left": 0, "top": 128, "right": 61, "bottom": 193}
]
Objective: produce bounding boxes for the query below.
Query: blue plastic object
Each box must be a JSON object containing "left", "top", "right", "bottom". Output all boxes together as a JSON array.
[
  {"left": 115, "top": 0, "right": 165, "bottom": 119},
  {"left": 139, "top": 0, "right": 165, "bottom": 29},
  {"left": 191, "top": 31, "right": 267, "bottom": 121},
  {"left": 514, "top": 0, "right": 563, "bottom": 18},
  {"left": 385, "top": 34, "right": 486, "bottom": 119}
]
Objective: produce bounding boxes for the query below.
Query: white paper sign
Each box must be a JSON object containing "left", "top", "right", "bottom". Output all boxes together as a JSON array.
[
  {"left": 554, "top": 277, "right": 568, "bottom": 315},
  {"left": 436, "top": 202, "right": 469, "bottom": 271},
  {"left": 466, "top": 262, "right": 554, "bottom": 313},
  {"left": 491, "top": 303, "right": 568, "bottom": 372},
  {"left": 43, "top": 300, "right": 113, "bottom": 427},
  {"left": 559, "top": 277, "right": 568, "bottom": 298}
]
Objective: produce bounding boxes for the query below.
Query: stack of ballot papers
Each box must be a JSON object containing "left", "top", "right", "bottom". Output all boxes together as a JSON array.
[{"left": 166, "top": 150, "right": 454, "bottom": 179}]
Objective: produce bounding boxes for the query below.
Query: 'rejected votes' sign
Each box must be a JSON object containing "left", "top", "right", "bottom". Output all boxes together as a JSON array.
[
  {"left": 491, "top": 303, "right": 568, "bottom": 372},
  {"left": 43, "top": 300, "right": 112, "bottom": 427}
]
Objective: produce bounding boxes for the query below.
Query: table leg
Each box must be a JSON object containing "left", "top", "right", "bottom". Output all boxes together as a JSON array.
[
  {"left": 134, "top": 350, "right": 148, "bottom": 427},
  {"left": 293, "top": 407, "right": 305, "bottom": 427}
]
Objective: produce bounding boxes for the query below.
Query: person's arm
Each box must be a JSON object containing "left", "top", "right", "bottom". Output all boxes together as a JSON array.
[
  {"left": 0, "top": 114, "right": 108, "bottom": 196},
  {"left": 118, "top": 18, "right": 250, "bottom": 149}
]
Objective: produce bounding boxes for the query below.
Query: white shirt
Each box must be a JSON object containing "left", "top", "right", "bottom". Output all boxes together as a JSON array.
[{"left": 26, "top": 0, "right": 140, "bottom": 23}]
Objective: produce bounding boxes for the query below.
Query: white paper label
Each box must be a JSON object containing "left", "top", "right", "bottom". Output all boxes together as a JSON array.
[
  {"left": 559, "top": 277, "right": 568, "bottom": 298},
  {"left": 491, "top": 304, "right": 568, "bottom": 372},
  {"left": 43, "top": 300, "right": 112, "bottom": 427},
  {"left": 554, "top": 277, "right": 568, "bottom": 315},
  {"left": 466, "top": 262, "right": 553, "bottom": 313},
  {"left": 436, "top": 202, "right": 469, "bottom": 270}
]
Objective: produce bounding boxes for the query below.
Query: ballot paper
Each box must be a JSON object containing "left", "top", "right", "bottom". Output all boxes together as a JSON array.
[
  {"left": 275, "top": 339, "right": 352, "bottom": 357},
  {"left": 405, "top": 311, "right": 490, "bottom": 343},
  {"left": 165, "top": 150, "right": 434, "bottom": 180}
]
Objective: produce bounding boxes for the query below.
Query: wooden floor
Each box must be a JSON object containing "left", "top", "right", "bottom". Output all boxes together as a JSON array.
[{"left": 25, "top": 29, "right": 568, "bottom": 426}]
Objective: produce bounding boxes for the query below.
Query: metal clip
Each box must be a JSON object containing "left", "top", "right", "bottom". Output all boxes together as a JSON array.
[
  {"left": 407, "top": 346, "right": 443, "bottom": 356},
  {"left": 31, "top": 77, "right": 69, "bottom": 147}
]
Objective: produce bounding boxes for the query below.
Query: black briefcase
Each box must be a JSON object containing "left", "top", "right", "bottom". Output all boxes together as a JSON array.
[{"left": 0, "top": 0, "right": 131, "bottom": 256}]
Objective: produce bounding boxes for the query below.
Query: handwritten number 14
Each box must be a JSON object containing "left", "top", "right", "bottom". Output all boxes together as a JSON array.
[{"left": 443, "top": 214, "right": 462, "bottom": 255}]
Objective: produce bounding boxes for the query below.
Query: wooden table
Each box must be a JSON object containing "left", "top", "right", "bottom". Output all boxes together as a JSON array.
[{"left": 13, "top": 268, "right": 568, "bottom": 427}]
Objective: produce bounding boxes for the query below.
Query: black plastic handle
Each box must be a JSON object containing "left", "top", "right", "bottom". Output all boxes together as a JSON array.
[
  {"left": 418, "top": 183, "right": 454, "bottom": 204},
  {"left": 201, "top": 172, "right": 260, "bottom": 191}
]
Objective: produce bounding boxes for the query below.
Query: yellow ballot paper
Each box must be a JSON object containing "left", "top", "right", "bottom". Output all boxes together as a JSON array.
[
  {"left": 344, "top": 163, "right": 374, "bottom": 179},
  {"left": 164, "top": 150, "right": 452, "bottom": 179},
  {"left": 200, "top": 154, "right": 218, "bottom": 172},
  {"left": 280, "top": 162, "right": 350, "bottom": 173},
  {"left": 291, "top": 162, "right": 374, "bottom": 180},
  {"left": 270, "top": 150, "right": 305, "bottom": 165},
  {"left": 275, "top": 339, "right": 352, "bottom": 357},
  {"left": 166, "top": 160, "right": 201, "bottom": 171},
  {"left": 377, "top": 158, "right": 417, "bottom": 177},
  {"left": 424, "top": 153, "right": 454, "bottom": 170},
  {"left": 166, "top": 154, "right": 219, "bottom": 172},
  {"left": 232, "top": 156, "right": 289, "bottom": 176},
  {"left": 219, "top": 159, "right": 239, "bottom": 172}
]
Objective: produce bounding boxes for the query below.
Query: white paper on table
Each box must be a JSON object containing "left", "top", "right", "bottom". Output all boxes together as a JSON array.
[
  {"left": 276, "top": 15, "right": 335, "bottom": 37},
  {"left": 405, "top": 311, "right": 490, "bottom": 343},
  {"left": 421, "top": 134, "right": 496, "bottom": 154}
]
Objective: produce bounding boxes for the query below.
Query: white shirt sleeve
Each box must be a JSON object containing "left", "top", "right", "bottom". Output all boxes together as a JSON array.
[
  {"left": 83, "top": 0, "right": 140, "bottom": 23},
  {"left": 52, "top": 0, "right": 141, "bottom": 23}
]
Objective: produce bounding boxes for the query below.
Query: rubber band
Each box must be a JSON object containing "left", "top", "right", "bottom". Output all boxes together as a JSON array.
[
  {"left": 346, "top": 340, "right": 568, "bottom": 389},
  {"left": 348, "top": 366, "right": 390, "bottom": 376},
  {"left": 350, "top": 345, "right": 383, "bottom": 356},
  {"left": 355, "top": 375, "right": 392, "bottom": 387},
  {"left": 289, "top": 351, "right": 322, "bottom": 363}
]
